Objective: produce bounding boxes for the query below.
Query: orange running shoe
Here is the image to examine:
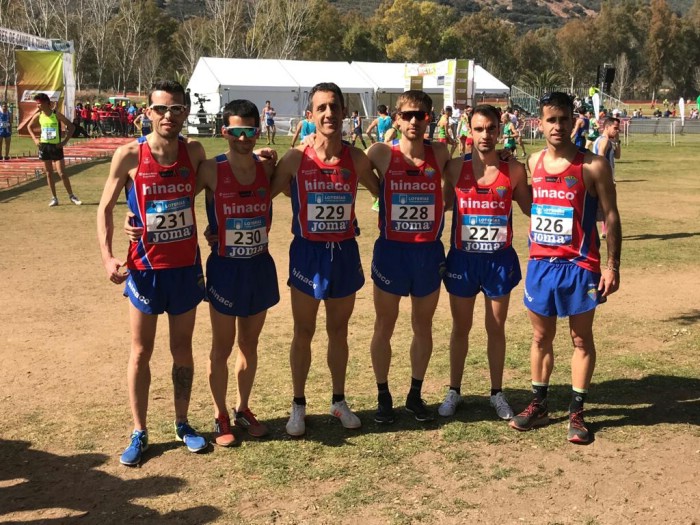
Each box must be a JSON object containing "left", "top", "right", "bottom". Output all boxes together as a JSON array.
[
  {"left": 213, "top": 414, "right": 237, "bottom": 447},
  {"left": 234, "top": 408, "right": 269, "bottom": 438}
]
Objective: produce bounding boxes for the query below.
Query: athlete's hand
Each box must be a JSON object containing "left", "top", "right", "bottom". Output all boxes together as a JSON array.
[
  {"left": 105, "top": 257, "right": 129, "bottom": 285},
  {"left": 124, "top": 211, "right": 143, "bottom": 242},
  {"left": 255, "top": 147, "right": 278, "bottom": 164},
  {"left": 498, "top": 149, "right": 514, "bottom": 161},
  {"left": 202, "top": 225, "right": 217, "bottom": 247},
  {"left": 598, "top": 268, "right": 619, "bottom": 298},
  {"left": 33, "top": 138, "right": 40, "bottom": 146},
  {"left": 300, "top": 134, "right": 316, "bottom": 147}
]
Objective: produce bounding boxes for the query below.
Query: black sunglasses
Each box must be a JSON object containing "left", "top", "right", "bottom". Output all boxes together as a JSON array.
[
  {"left": 149, "top": 104, "right": 187, "bottom": 116},
  {"left": 398, "top": 110, "right": 429, "bottom": 121}
]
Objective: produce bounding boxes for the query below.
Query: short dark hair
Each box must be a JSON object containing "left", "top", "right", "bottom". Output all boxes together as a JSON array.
[
  {"left": 308, "top": 82, "right": 345, "bottom": 111},
  {"left": 539, "top": 91, "right": 574, "bottom": 115},
  {"left": 148, "top": 80, "right": 185, "bottom": 105},
  {"left": 377, "top": 104, "right": 388, "bottom": 115},
  {"left": 222, "top": 99, "right": 260, "bottom": 127},
  {"left": 469, "top": 104, "right": 501, "bottom": 127},
  {"left": 395, "top": 90, "right": 432, "bottom": 113},
  {"left": 33, "top": 93, "right": 50, "bottom": 103},
  {"left": 603, "top": 116, "right": 620, "bottom": 128},
  {"left": 445, "top": 105, "right": 453, "bottom": 113}
]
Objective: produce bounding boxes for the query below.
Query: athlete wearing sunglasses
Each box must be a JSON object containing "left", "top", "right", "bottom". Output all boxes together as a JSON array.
[
  {"left": 224, "top": 126, "right": 259, "bottom": 139},
  {"left": 365, "top": 90, "right": 452, "bottom": 425},
  {"left": 149, "top": 104, "right": 188, "bottom": 116}
]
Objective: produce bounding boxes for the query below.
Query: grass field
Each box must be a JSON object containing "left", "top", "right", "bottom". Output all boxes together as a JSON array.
[{"left": 0, "top": 133, "right": 698, "bottom": 524}]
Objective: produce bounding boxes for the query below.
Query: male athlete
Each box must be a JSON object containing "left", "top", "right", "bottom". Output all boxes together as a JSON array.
[
  {"left": 27, "top": 93, "right": 80, "bottom": 207},
  {"left": 97, "top": 80, "right": 208, "bottom": 466},
  {"left": 571, "top": 107, "right": 589, "bottom": 149},
  {"left": 272, "top": 82, "right": 379, "bottom": 436},
  {"left": 366, "top": 90, "right": 451, "bottom": 423},
  {"left": 290, "top": 106, "right": 316, "bottom": 148},
  {"left": 510, "top": 92, "right": 621, "bottom": 444},
  {"left": 366, "top": 105, "right": 393, "bottom": 144},
  {"left": 592, "top": 116, "right": 621, "bottom": 239},
  {"left": 439, "top": 105, "right": 531, "bottom": 420},
  {"left": 0, "top": 102, "right": 12, "bottom": 160},
  {"left": 262, "top": 100, "right": 276, "bottom": 145},
  {"left": 350, "top": 110, "right": 367, "bottom": 149},
  {"left": 501, "top": 111, "right": 517, "bottom": 155},
  {"left": 197, "top": 99, "right": 279, "bottom": 446}
]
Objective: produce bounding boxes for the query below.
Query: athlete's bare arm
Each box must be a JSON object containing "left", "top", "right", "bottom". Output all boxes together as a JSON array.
[
  {"left": 55, "top": 112, "right": 75, "bottom": 146},
  {"left": 290, "top": 120, "right": 303, "bottom": 148},
  {"left": 97, "top": 142, "right": 140, "bottom": 284},
  {"left": 271, "top": 147, "right": 303, "bottom": 198},
  {"left": 27, "top": 112, "right": 41, "bottom": 145},
  {"left": 570, "top": 118, "right": 582, "bottom": 140},
  {"left": 349, "top": 146, "right": 379, "bottom": 196},
  {"left": 508, "top": 158, "right": 532, "bottom": 215},
  {"left": 442, "top": 157, "right": 462, "bottom": 211},
  {"left": 366, "top": 142, "right": 391, "bottom": 181},
  {"left": 366, "top": 118, "right": 379, "bottom": 143},
  {"left": 584, "top": 154, "right": 621, "bottom": 297}
]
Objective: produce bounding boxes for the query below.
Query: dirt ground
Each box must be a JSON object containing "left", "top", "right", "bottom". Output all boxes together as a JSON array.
[{"left": 1, "top": 150, "right": 699, "bottom": 524}]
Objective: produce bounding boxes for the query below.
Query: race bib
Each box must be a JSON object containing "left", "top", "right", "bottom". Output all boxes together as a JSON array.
[
  {"left": 224, "top": 216, "right": 268, "bottom": 258},
  {"left": 390, "top": 193, "right": 435, "bottom": 232},
  {"left": 460, "top": 214, "right": 508, "bottom": 252},
  {"left": 530, "top": 203, "right": 573, "bottom": 246},
  {"left": 145, "top": 197, "right": 194, "bottom": 243},
  {"left": 307, "top": 192, "right": 352, "bottom": 233},
  {"left": 41, "top": 127, "right": 57, "bottom": 141}
]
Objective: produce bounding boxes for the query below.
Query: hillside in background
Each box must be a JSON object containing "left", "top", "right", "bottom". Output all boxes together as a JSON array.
[{"left": 155, "top": 0, "right": 693, "bottom": 32}]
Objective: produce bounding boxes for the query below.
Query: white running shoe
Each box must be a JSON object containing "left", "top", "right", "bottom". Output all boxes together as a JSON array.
[
  {"left": 48, "top": 197, "right": 58, "bottom": 207},
  {"left": 69, "top": 194, "right": 82, "bottom": 205},
  {"left": 438, "top": 389, "right": 462, "bottom": 417},
  {"left": 490, "top": 391, "right": 514, "bottom": 420},
  {"left": 330, "top": 400, "right": 362, "bottom": 429},
  {"left": 286, "top": 401, "right": 306, "bottom": 436}
]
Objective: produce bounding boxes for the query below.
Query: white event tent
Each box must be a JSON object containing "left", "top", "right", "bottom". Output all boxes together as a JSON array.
[{"left": 186, "top": 57, "right": 510, "bottom": 133}]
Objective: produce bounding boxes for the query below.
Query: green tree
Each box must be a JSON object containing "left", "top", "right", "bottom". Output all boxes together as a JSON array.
[
  {"left": 297, "top": 0, "right": 346, "bottom": 60},
  {"left": 445, "top": 9, "right": 515, "bottom": 85},
  {"left": 378, "top": 0, "right": 457, "bottom": 63},
  {"left": 556, "top": 19, "right": 599, "bottom": 89},
  {"left": 646, "top": 0, "right": 674, "bottom": 96},
  {"left": 513, "top": 27, "right": 559, "bottom": 81}
]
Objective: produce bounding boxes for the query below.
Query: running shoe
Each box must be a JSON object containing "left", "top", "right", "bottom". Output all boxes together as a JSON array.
[
  {"left": 234, "top": 408, "right": 269, "bottom": 438},
  {"left": 48, "top": 197, "right": 58, "bottom": 207},
  {"left": 489, "top": 392, "right": 514, "bottom": 420},
  {"left": 405, "top": 395, "right": 435, "bottom": 422},
  {"left": 213, "top": 414, "right": 237, "bottom": 447},
  {"left": 286, "top": 401, "right": 306, "bottom": 437},
  {"left": 120, "top": 429, "right": 148, "bottom": 466},
  {"left": 69, "top": 194, "right": 82, "bottom": 206},
  {"left": 330, "top": 400, "right": 362, "bottom": 429},
  {"left": 509, "top": 399, "right": 549, "bottom": 431},
  {"left": 438, "top": 389, "right": 462, "bottom": 417},
  {"left": 567, "top": 409, "right": 591, "bottom": 444},
  {"left": 175, "top": 421, "right": 207, "bottom": 452},
  {"left": 374, "top": 402, "right": 396, "bottom": 424}
]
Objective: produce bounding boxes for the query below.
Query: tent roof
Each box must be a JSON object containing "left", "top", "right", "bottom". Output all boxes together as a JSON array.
[
  {"left": 474, "top": 65, "right": 509, "bottom": 93},
  {"left": 351, "top": 62, "right": 443, "bottom": 93},
  {"left": 196, "top": 57, "right": 298, "bottom": 89},
  {"left": 278, "top": 60, "right": 374, "bottom": 93}
]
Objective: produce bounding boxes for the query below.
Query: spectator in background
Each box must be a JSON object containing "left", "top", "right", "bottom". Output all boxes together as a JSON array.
[{"left": 0, "top": 101, "right": 12, "bottom": 160}]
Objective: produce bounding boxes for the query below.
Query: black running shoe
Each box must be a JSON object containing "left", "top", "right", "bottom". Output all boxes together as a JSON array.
[
  {"left": 509, "top": 399, "right": 549, "bottom": 431},
  {"left": 567, "top": 409, "right": 590, "bottom": 444},
  {"left": 374, "top": 402, "right": 396, "bottom": 424},
  {"left": 405, "top": 396, "right": 434, "bottom": 422}
]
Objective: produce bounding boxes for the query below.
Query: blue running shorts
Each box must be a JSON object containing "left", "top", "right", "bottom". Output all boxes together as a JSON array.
[
  {"left": 444, "top": 245, "right": 522, "bottom": 299},
  {"left": 124, "top": 265, "right": 205, "bottom": 315},
  {"left": 0, "top": 129, "right": 11, "bottom": 138},
  {"left": 523, "top": 259, "right": 602, "bottom": 318},
  {"left": 205, "top": 252, "right": 280, "bottom": 317},
  {"left": 288, "top": 236, "right": 365, "bottom": 300},
  {"left": 371, "top": 237, "right": 445, "bottom": 297}
]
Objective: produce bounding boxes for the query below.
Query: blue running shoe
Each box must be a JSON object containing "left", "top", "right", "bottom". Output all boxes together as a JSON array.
[
  {"left": 120, "top": 430, "right": 148, "bottom": 466},
  {"left": 175, "top": 422, "right": 207, "bottom": 453}
]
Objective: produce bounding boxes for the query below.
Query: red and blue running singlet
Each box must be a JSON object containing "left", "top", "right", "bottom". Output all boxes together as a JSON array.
[
  {"left": 206, "top": 154, "right": 272, "bottom": 258},
  {"left": 125, "top": 137, "right": 199, "bottom": 270},
  {"left": 290, "top": 145, "right": 359, "bottom": 242},
  {"left": 529, "top": 150, "right": 600, "bottom": 273},
  {"left": 378, "top": 140, "right": 444, "bottom": 242},
  {"left": 450, "top": 158, "right": 513, "bottom": 252}
]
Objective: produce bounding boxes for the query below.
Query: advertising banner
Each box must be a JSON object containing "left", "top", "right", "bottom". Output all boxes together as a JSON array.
[{"left": 15, "top": 50, "right": 64, "bottom": 136}]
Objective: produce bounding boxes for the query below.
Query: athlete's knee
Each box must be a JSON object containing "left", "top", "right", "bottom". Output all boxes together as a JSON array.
[
  {"left": 210, "top": 343, "right": 234, "bottom": 362},
  {"left": 293, "top": 320, "right": 316, "bottom": 344},
  {"left": 237, "top": 334, "right": 260, "bottom": 355},
  {"left": 411, "top": 316, "right": 434, "bottom": 339},
  {"left": 531, "top": 328, "right": 555, "bottom": 348},
  {"left": 570, "top": 329, "right": 595, "bottom": 353}
]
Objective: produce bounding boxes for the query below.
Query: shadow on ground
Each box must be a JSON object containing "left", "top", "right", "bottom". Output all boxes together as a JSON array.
[
  {"left": 623, "top": 231, "right": 700, "bottom": 241},
  {"left": 219, "top": 374, "right": 699, "bottom": 447},
  {"left": 0, "top": 440, "right": 221, "bottom": 524}
]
